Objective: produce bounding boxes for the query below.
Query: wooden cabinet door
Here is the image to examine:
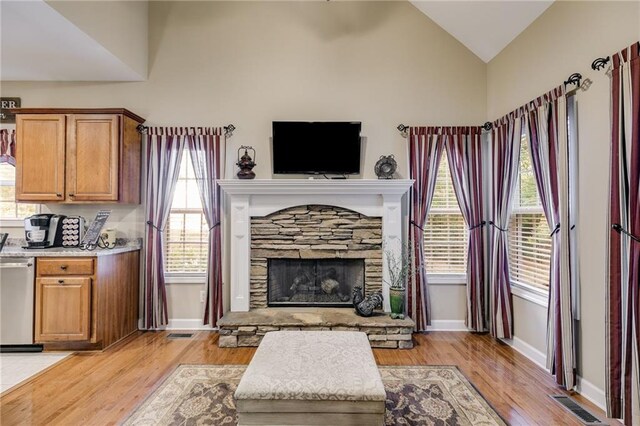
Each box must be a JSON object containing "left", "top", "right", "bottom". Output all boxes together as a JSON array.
[
  {"left": 15, "top": 114, "right": 66, "bottom": 201},
  {"left": 35, "top": 277, "right": 91, "bottom": 342},
  {"left": 67, "top": 115, "right": 119, "bottom": 201}
]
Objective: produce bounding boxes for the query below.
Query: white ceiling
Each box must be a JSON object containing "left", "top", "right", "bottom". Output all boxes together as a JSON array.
[
  {"left": 1, "top": 0, "right": 554, "bottom": 81},
  {"left": 0, "top": 1, "right": 143, "bottom": 81},
  {"left": 410, "top": 1, "right": 554, "bottom": 63}
]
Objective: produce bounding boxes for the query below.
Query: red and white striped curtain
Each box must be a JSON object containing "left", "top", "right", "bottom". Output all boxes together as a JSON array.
[
  {"left": 187, "top": 128, "right": 225, "bottom": 327},
  {"left": 488, "top": 114, "right": 522, "bottom": 339},
  {"left": 606, "top": 41, "right": 640, "bottom": 425},
  {"left": 526, "top": 86, "right": 576, "bottom": 390},
  {"left": 143, "top": 128, "right": 186, "bottom": 329},
  {"left": 445, "top": 127, "right": 487, "bottom": 332},
  {"left": 0, "top": 129, "right": 16, "bottom": 166},
  {"left": 408, "top": 127, "right": 445, "bottom": 331}
]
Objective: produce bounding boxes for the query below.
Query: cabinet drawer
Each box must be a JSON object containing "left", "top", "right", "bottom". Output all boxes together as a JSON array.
[{"left": 37, "top": 258, "right": 94, "bottom": 276}]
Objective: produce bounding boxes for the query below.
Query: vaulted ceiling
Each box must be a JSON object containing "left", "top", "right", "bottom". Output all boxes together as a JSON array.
[{"left": 1, "top": 0, "right": 554, "bottom": 81}]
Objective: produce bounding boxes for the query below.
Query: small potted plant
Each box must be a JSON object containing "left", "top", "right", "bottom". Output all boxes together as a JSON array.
[{"left": 384, "top": 242, "right": 412, "bottom": 320}]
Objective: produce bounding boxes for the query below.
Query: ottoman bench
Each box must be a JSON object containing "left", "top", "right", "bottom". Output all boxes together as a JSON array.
[{"left": 234, "top": 331, "right": 386, "bottom": 425}]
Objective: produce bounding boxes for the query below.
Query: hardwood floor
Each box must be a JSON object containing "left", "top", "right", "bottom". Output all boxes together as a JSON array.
[{"left": 0, "top": 331, "right": 613, "bottom": 425}]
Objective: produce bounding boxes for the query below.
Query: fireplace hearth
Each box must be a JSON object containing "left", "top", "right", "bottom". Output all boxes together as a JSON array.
[{"left": 268, "top": 259, "right": 364, "bottom": 307}]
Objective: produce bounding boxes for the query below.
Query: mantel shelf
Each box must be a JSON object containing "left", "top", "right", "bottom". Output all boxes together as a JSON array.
[{"left": 218, "top": 179, "right": 414, "bottom": 196}]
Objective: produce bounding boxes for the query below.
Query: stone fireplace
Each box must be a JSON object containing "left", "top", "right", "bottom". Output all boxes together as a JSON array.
[
  {"left": 250, "top": 205, "right": 382, "bottom": 309},
  {"left": 219, "top": 179, "right": 413, "bottom": 312},
  {"left": 217, "top": 179, "right": 416, "bottom": 349}
]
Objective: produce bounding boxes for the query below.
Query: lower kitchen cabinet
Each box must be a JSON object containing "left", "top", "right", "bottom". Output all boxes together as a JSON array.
[{"left": 34, "top": 250, "right": 140, "bottom": 351}]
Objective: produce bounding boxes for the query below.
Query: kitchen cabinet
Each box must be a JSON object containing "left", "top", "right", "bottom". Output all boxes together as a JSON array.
[
  {"left": 14, "top": 108, "right": 145, "bottom": 204},
  {"left": 34, "top": 250, "right": 140, "bottom": 350}
]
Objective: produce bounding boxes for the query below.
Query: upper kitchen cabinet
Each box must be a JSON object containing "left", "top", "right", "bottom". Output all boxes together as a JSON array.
[{"left": 14, "top": 108, "right": 145, "bottom": 204}]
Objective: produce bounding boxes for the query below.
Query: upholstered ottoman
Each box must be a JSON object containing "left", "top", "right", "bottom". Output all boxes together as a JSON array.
[{"left": 234, "top": 331, "right": 386, "bottom": 425}]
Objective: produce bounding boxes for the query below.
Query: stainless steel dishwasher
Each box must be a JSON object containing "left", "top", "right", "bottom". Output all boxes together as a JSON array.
[{"left": 0, "top": 257, "right": 42, "bottom": 352}]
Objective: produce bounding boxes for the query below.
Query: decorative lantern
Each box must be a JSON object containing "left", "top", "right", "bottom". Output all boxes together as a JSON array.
[{"left": 236, "top": 146, "right": 256, "bottom": 179}]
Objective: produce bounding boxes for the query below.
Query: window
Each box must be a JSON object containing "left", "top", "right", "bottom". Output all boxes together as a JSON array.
[
  {"left": 0, "top": 163, "right": 38, "bottom": 221},
  {"left": 164, "top": 154, "right": 208, "bottom": 275},
  {"left": 508, "top": 135, "right": 551, "bottom": 289},
  {"left": 424, "top": 151, "right": 468, "bottom": 275}
]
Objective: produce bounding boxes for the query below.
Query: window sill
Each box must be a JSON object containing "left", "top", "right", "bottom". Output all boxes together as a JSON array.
[
  {"left": 0, "top": 218, "right": 25, "bottom": 228},
  {"left": 165, "top": 274, "right": 207, "bottom": 284},
  {"left": 510, "top": 281, "right": 549, "bottom": 308},
  {"left": 427, "top": 274, "right": 466, "bottom": 285}
]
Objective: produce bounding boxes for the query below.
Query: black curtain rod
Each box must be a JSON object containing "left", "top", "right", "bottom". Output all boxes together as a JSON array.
[
  {"left": 397, "top": 122, "right": 493, "bottom": 137},
  {"left": 135, "top": 124, "right": 236, "bottom": 136}
]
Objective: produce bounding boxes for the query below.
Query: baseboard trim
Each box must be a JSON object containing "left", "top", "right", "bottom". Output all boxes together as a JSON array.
[
  {"left": 137, "top": 318, "right": 215, "bottom": 331},
  {"left": 503, "top": 336, "right": 607, "bottom": 412},
  {"left": 426, "top": 320, "right": 468, "bottom": 331},
  {"left": 575, "top": 375, "right": 606, "bottom": 412},
  {"left": 502, "top": 336, "right": 547, "bottom": 369}
]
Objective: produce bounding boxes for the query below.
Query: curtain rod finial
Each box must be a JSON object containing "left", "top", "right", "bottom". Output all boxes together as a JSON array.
[
  {"left": 136, "top": 124, "right": 148, "bottom": 134},
  {"left": 591, "top": 56, "right": 610, "bottom": 71},
  {"left": 564, "top": 73, "right": 582, "bottom": 88},
  {"left": 397, "top": 124, "right": 408, "bottom": 138},
  {"left": 482, "top": 122, "right": 493, "bottom": 131},
  {"left": 224, "top": 124, "right": 236, "bottom": 137}
]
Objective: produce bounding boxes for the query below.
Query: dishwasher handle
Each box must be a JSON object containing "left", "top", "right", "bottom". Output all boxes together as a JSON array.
[{"left": 0, "top": 261, "right": 34, "bottom": 268}]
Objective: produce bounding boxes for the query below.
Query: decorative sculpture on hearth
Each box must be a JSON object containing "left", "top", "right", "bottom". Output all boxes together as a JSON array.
[
  {"left": 236, "top": 146, "right": 256, "bottom": 179},
  {"left": 352, "top": 286, "right": 383, "bottom": 317}
]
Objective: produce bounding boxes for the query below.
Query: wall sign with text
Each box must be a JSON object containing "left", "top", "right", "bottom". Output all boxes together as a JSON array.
[{"left": 0, "top": 98, "right": 21, "bottom": 123}]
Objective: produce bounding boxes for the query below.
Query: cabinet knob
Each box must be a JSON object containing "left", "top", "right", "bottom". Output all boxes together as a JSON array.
[
  {"left": 69, "top": 193, "right": 75, "bottom": 197},
  {"left": 56, "top": 193, "right": 63, "bottom": 197},
  {"left": 58, "top": 279, "right": 64, "bottom": 284},
  {"left": 60, "top": 265, "right": 68, "bottom": 270}
]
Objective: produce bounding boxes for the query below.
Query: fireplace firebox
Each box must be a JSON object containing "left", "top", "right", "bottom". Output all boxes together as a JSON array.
[{"left": 267, "top": 259, "right": 365, "bottom": 307}]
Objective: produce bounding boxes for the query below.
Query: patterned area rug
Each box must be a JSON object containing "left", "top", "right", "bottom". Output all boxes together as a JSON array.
[{"left": 124, "top": 365, "right": 506, "bottom": 425}]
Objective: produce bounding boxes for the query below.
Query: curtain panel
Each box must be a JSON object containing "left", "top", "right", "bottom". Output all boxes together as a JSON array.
[
  {"left": 445, "top": 127, "right": 487, "bottom": 333},
  {"left": 526, "top": 86, "right": 576, "bottom": 390},
  {"left": 488, "top": 114, "right": 522, "bottom": 339},
  {"left": 408, "top": 126, "right": 445, "bottom": 331},
  {"left": 0, "top": 129, "right": 16, "bottom": 166},
  {"left": 187, "top": 128, "right": 226, "bottom": 327},
  {"left": 143, "top": 127, "right": 186, "bottom": 329},
  {"left": 606, "top": 41, "right": 640, "bottom": 425}
]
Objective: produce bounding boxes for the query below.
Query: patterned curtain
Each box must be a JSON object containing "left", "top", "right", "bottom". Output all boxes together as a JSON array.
[
  {"left": 187, "top": 128, "right": 226, "bottom": 327},
  {"left": 527, "top": 86, "right": 576, "bottom": 390},
  {"left": 0, "top": 129, "right": 16, "bottom": 166},
  {"left": 143, "top": 128, "right": 186, "bottom": 329},
  {"left": 606, "top": 41, "right": 640, "bottom": 425},
  {"left": 445, "top": 127, "right": 487, "bottom": 332},
  {"left": 408, "top": 127, "right": 445, "bottom": 331},
  {"left": 488, "top": 114, "right": 522, "bottom": 339}
]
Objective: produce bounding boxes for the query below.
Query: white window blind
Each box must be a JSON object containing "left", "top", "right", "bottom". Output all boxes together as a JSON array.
[
  {"left": 508, "top": 136, "right": 551, "bottom": 289},
  {"left": 424, "top": 151, "right": 468, "bottom": 274},
  {"left": 164, "top": 155, "right": 208, "bottom": 274},
  {"left": 0, "top": 163, "right": 38, "bottom": 220}
]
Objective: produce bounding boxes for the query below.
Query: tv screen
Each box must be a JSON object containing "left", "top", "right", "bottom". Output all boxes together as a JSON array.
[{"left": 272, "top": 121, "right": 362, "bottom": 175}]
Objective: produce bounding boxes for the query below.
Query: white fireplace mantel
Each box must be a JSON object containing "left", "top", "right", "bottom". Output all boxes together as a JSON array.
[{"left": 219, "top": 179, "right": 414, "bottom": 312}]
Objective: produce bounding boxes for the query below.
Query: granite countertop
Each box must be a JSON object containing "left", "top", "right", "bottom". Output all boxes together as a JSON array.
[{"left": 0, "top": 238, "right": 142, "bottom": 258}]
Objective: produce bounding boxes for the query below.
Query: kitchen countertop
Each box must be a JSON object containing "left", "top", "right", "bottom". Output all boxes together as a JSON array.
[{"left": 0, "top": 238, "right": 142, "bottom": 258}]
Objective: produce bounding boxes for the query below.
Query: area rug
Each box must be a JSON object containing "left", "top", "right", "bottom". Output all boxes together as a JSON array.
[{"left": 123, "top": 365, "right": 507, "bottom": 425}]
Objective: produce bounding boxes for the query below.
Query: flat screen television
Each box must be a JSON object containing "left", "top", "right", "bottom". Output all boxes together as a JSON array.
[{"left": 272, "top": 121, "right": 362, "bottom": 175}]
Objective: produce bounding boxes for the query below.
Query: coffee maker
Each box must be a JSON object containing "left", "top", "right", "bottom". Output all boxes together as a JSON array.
[{"left": 24, "top": 214, "right": 66, "bottom": 248}]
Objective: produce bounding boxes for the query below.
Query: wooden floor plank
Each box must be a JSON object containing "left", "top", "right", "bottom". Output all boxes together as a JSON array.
[{"left": 0, "top": 331, "right": 614, "bottom": 425}]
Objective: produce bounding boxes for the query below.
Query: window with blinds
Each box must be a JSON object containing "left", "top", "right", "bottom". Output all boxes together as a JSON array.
[
  {"left": 164, "top": 155, "right": 208, "bottom": 275},
  {"left": 0, "top": 163, "right": 38, "bottom": 219},
  {"left": 424, "top": 151, "right": 468, "bottom": 274},
  {"left": 508, "top": 136, "right": 551, "bottom": 289}
]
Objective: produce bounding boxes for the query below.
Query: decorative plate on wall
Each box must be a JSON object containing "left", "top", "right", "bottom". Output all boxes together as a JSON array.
[{"left": 374, "top": 155, "right": 397, "bottom": 179}]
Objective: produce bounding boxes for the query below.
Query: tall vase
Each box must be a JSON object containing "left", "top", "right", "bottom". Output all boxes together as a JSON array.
[{"left": 389, "top": 288, "right": 405, "bottom": 320}]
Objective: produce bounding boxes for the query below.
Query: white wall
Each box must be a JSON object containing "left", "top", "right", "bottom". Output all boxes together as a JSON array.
[
  {"left": 46, "top": 0, "right": 149, "bottom": 79},
  {"left": 487, "top": 0, "right": 640, "bottom": 395},
  {"left": 1, "top": 1, "right": 485, "bottom": 324}
]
